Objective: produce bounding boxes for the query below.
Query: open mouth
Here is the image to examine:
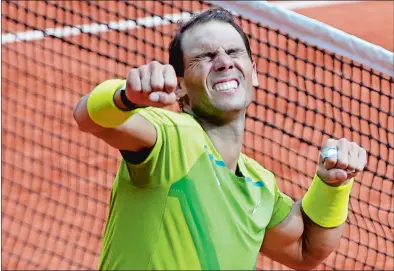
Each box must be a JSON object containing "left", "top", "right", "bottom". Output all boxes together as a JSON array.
[{"left": 212, "top": 79, "right": 239, "bottom": 92}]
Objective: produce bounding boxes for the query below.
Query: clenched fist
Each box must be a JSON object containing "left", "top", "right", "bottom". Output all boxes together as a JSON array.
[
  {"left": 125, "top": 61, "right": 178, "bottom": 107},
  {"left": 317, "top": 138, "right": 367, "bottom": 186}
]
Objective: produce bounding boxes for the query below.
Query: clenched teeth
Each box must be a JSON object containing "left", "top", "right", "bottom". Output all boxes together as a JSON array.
[{"left": 213, "top": 80, "right": 238, "bottom": 91}]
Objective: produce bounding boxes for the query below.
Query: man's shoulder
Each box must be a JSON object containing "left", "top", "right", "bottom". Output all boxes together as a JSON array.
[
  {"left": 241, "top": 154, "right": 273, "bottom": 174},
  {"left": 137, "top": 107, "right": 200, "bottom": 128},
  {"left": 241, "top": 153, "right": 277, "bottom": 186}
]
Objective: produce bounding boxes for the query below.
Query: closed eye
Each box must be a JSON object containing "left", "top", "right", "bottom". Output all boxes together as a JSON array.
[
  {"left": 193, "top": 48, "right": 245, "bottom": 61},
  {"left": 226, "top": 48, "right": 245, "bottom": 56},
  {"left": 195, "top": 52, "right": 216, "bottom": 60}
]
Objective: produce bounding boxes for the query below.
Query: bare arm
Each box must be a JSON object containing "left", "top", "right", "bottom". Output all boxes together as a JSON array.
[
  {"left": 72, "top": 61, "right": 177, "bottom": 152},
  {"left": 72, "top": 89, "right": 157, "bottom": 152},
  {"left": 261, "top": 138, "right": 367, "bottom": 270},
  {"left": 261, "top": 201, "right": 345, "bottom": 270}
]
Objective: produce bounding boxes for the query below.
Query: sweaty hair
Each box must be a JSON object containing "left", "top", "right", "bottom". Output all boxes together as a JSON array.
[{"left": 168, "top": 8, "right": 253, "bottom": 77}]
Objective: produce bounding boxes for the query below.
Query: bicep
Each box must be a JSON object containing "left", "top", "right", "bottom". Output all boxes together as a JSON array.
[{"left": 261, "top": 201, "right": 306, "bottom": 270}]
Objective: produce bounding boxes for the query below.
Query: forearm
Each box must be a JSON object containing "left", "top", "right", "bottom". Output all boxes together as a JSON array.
[
  {"left": 299, "top": 173, "right": 353, "bottom": 268},
  {"left": 262, "top": 174, "right": 353, "bottom": 270},
  {"left": 262, "top": 200, "right": 345, "bottom": 270},
  {"left": 261, "top": 199, "right": 344, "bottom": 270},
  {"left": 299, "top": 201, "right": 345, "bottom": 267}
]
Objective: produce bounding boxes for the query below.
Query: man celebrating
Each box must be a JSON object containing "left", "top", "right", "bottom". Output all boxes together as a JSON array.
[{"left": 73, "top": 8, "right": 367, "bottom": 270}]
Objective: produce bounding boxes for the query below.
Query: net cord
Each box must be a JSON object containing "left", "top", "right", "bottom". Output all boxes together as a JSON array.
[{"left": 207, "top": 1, "right": 394, "bottom": 77}]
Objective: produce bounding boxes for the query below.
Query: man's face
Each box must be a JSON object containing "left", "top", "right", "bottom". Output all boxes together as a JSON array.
[{"left": 180, "top": 20, "right": 258, "bottom": 120}]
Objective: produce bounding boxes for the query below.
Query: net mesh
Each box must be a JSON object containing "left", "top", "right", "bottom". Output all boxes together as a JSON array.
[{"left": 2, "top": 1, "right": 393, "bottom": 270}]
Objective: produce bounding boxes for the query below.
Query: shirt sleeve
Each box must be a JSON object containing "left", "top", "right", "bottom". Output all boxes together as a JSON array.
[
  {"left": 267, "top": 181, "right": 294, "bottom": 229},
  {"left": 123, "top": 107, "right": 205, "bottom": 188}
]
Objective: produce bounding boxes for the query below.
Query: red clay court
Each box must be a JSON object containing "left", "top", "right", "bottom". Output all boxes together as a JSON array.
[{"left": 2, "top": 1, "right": 393, "bottom": 270}]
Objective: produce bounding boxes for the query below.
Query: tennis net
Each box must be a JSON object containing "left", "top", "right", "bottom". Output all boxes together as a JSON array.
[{"left": 2, "top": 1, "right": 393, "bottom": 270}]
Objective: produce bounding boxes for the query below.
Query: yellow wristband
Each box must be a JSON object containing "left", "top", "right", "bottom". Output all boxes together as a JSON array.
[
  {"left": 302, "top": 173, "right": 354, "bottom": 228},
  {"left": 87, "top": 79, "right": 141, "bottom": 128}
]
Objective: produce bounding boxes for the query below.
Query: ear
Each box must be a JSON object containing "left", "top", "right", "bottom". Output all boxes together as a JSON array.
[
  {"left": 252, "top": 61, "right": 259, "bottom": 87},
  {"left": 175, "top": 77, "right": 188, "bottom": 99}
]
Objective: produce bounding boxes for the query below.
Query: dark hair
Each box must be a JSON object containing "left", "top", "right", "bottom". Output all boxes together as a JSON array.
[{"left": 168, "top": 8, "right": 253, "bottom": 77}]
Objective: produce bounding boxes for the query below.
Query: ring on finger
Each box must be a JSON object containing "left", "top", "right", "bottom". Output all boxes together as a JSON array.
[{"left": 321, "top": 147, "right": 338, "bottom": 162}]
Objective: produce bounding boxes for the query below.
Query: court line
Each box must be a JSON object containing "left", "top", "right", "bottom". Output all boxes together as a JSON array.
[
  {"left": 1, "top": 12, "right": 192, "bottom": 44},
  {"left": 1, "top": 1, "right": 363, "bottom": 44}
]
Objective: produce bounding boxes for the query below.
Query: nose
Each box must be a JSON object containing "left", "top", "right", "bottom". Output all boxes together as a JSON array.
[{"left": 213, "top": 53, "right": 234, "bottom": 72}]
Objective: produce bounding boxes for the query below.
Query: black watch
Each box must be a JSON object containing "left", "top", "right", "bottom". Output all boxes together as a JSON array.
[{"left": 119, "top": 84, "right": 145, "bottom": 111}]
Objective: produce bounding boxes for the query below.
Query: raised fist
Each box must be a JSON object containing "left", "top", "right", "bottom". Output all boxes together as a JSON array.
[
  {"left": 125, "top": 61, "right": 178, "bottom": 107},
  {"left": 317, "top": 138, "right": 367, "bottom": 186}
]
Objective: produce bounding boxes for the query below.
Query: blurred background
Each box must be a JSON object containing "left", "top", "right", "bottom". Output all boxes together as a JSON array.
[{"left": 2, "top": 1, "right": 393, "bottom": 270}]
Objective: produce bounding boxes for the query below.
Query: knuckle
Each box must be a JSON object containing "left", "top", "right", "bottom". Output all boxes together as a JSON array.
[
  {"left": 128, "top": 69, "right": 139, "bottom": 80},
  {"left": 350, "top": 142, "right": 359, "bottom": 150},
  {"left": 140, "top": 72, "right": 150, "bottom": 83},
  {"left": 338, "top": 146, "right": 348, "bottom": 156},
  {"left": 151, "top": 78, "right": 162, "bottom": 86},
  {"left": 150, "top": 60, "right": 161, "bottom": 66},
  {"left": 129, "top": 68, "right": 138, "bottom": 75},
  {"left": 165, "top": 66, "right": 177, "bottom": 77},
  {"left": 139, "top": 75, "right": 149, "bottom": 85},
  {"left": 151, "top": 73, "right": 164, "bottom": 85},
  {"left": 165, "top": 75, "right": 177, "bottom": 86},
  {"left": 139, "top": 64, "right": 149, "bottom": 73},
  {"left": 130, "top": 81, "right": 140, "bottom": 90},
  {"left": 149, "top": 62, "right": 160, "bottom": 71},
  {"left": 141, "top": 81, "right": 151, "bottom": 92},
  {"left": 164, "top": 64, "right": 175, "bottom": 71},
  {"left": 323, "top": 138, "right": 336, "bottom": 148},
  {"left": 165, "top": 79, "right": 177, "bottom": 88},
  {"left": 338, "top": 138, "right": 348, "bottom": 145},
  {"left": 151, "top": 81, "right": 164, "bottom": 91},
  {"left": 128, "top": 75, "right": 140, "bottom": 89},
  {"left": 349, "top": 161, "right": 357, "bottom": 169},
  {"left": 351, "top": 141, "right": 359, "bottom": 147}
]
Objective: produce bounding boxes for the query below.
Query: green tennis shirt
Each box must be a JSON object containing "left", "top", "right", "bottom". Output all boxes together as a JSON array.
[{"left": 98, "top": 107, "right": 293, "bottom": 270}]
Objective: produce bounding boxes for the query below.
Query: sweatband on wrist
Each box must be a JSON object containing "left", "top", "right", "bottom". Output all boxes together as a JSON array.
[
  {"left": 302, "top": 173, "right": 354, "bottom": 228},
  {"left": 87, "top": 79, "right": 141, "bottom": 128}
]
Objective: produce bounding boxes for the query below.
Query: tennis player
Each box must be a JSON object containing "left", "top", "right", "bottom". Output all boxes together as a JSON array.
[{"left": 73, "top": 8, "right": 367, "bottom": 270}]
